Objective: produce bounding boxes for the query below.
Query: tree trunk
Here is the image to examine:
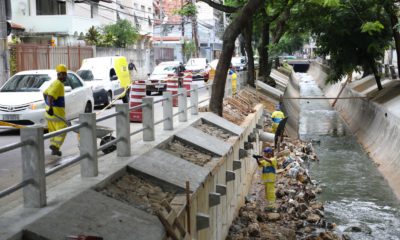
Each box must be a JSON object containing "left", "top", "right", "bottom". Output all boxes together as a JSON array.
[
  {"left": 243, "top": 20, "right": 255, "bottom": 86},
  {"left": 209, "top": 0, "right": 265, "bottom": 116},
  {"left": 258, "top": 17, "right": 270, "bottom": 79},
  {"left": 239, "top": 34, "right": 246, "bottom": 57},
  {"left": 370, "top": 58, "right": 383, "bottom": 90},
  {"left": 191, "top": 16, "right": 199, "bottom": 57}
]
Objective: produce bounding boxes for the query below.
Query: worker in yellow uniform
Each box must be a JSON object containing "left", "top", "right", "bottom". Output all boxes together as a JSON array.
[
  {"left": 228, "top": 67, "right": 237, "bottom": 95},
  {"left": 44, "top": 64, "right": 68, "bottom": 156},
  {"left": 271, "top": 104, "right": 285, "bottom": 133},
  {"left": 255, "top": 147, "right": 278, "bottom": 211}
]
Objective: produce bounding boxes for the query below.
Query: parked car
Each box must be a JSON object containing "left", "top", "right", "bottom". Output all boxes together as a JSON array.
[
  {"left": 147, "top": 61, "right": 179, "bottom": 95},
  {"left": 0, "top": 70, "right": 94, "bottom": 128},
  {"left": 231, "top": 56, "right": 247, "bottom": 71},
  {"left": 185, "top": 58, "right": 210, "bottom": 81},
  {"left": 77, "top": 56, "right": 131, "bottom": 106}
]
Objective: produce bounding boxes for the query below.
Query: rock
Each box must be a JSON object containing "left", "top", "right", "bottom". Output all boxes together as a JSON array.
[
  {"left": 314, "top": 187, "right": 322, "bottom": 194},
  {"left": 297, "top": 203, "right": 308, "bottom": 213},
  {"left": 267, "top": 212, "right": 281, "bottom": 221},
  {"left": 306, "top": 213, "right": 321, "bottom": 223},
  {"left": 289, "top": 199, "right": 299, "bottom": 208},
  {"left": 327, "top": 222, "right": 336, "bottom": 230},
  {"left": 310, "top": 202, "right": 324, "bottom": 210},
  {"left": 342, "top": 233, "right": 351, "bottom": 240},
  {"left": 304, "top": 226, "right": 314, "bottom": 233},
  {"left": 314, "top": 209, "right": 324, "bottom": 217},
  {"left": 248, "top": 223, "right": 260, "bottom": 237},
  {"left": 344, "top": 223, "right": 372, "bottom": 234}
]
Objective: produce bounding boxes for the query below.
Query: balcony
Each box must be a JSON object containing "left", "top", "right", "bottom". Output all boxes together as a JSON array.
[{"left": 12, "top": 15, "right": 100, "bottom": 35}]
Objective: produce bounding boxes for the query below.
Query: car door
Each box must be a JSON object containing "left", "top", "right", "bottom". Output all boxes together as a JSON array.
[{"left": 65, "top": 73, "right": 86, "bottom": 119}]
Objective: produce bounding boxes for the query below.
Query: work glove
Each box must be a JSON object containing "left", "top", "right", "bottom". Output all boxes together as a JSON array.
[{"left": 47, "top": 107, "right": 54, "bottom": 116}]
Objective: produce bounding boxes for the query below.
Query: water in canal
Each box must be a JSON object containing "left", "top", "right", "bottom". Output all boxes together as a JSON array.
[{"left": 297, "top": 73, "right": 400, "bottom": 239}]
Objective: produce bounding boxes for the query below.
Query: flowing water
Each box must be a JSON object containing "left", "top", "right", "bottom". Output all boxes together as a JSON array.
[{"left": 297, "top": 73, "right": 400, "bottom": 239}]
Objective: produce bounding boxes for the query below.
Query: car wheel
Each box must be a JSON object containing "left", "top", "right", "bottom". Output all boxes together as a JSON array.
[
  {"left": 122, "top": 88, "right": 130, "bottom": 103},
  {"left": 158, "top": 91, "right": 163, "bottom": 95},
  {"left": 146, "top": 90, "right": 151, "bottom": 96},
  {"left": 84, "top": 101, "right": 92, "bottom": 113},
  {"left": 100, "top": 136, "right": 117, "bottom": 154},
  {"left": 104, "top": 92, "right": 112, "bottom": 107}
]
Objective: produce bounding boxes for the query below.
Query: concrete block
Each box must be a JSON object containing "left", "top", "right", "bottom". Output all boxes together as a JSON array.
[
  {"left": 175, "top": 126, "right": 231, "bottom": 156},
  {"left": 196, "top": 213, "right": 210, "bottom": 231},
  {"left": 129, "top": 149, "right": 209, "bottom": 191},
  {"left": 239, "top": 149, "right": 248, "bottom": 159},
  {"left": 226, "top": 171, "right": 235, "bottom": 182},
  {"left": 24, "top": 190, "right": 165, "bottom": 240},
  {"left": 209, "top": 192, "right": 221, "bottom": 207},
  {"left": 233, "top": 160, "right": 241, "bottom": 171},
  {"left": 201, "top": 113, "right": 243, "bottom": 136},
  {"left": 216, "top": 184, "right": 227, "bottom": 196}
]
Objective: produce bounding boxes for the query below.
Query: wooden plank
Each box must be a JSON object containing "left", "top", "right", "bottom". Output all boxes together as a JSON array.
[{"left": 156, "top": 211, "right": 179, "bottom": 240}]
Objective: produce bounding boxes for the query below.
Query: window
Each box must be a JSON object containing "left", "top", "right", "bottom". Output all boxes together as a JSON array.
[
  {"left": 36, "top": 0, "right": 66, "bottom": 15},
  {"left": 148, "top": 7, "right": 152, "bottom": 12},
  {"left": 141, "top": 5, "right": 145, "bottom": 12},
  {"left": 66, "top": 74, "right": 83, "bottom": 89}
]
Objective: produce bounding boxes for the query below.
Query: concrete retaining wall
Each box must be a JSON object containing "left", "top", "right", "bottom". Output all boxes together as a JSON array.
[{"left": 308, "top": 61, "right": 400, "bottom": 199}]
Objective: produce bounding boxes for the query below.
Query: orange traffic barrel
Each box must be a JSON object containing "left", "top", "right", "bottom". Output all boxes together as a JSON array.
[
  {"left": 166, "top": 74, "right": 179, "bottom": 107},
  {"left": 129, "top": 80, "right": 146, "bottom": 122}
]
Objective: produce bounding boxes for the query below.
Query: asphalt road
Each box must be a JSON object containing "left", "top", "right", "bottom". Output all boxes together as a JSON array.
[{"left": 0, "top": 83, "right": 210, "bottom": 194}]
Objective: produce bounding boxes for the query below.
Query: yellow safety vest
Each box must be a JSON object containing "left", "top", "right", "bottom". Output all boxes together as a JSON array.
[
  {"left": 260, "top": 157, "right": 278, "bottom": 183},
  {"left": 271, "top": 111, "right": 285, "bottom": 123},
  {"left": 44, "top": 79, "right": 65, "bottom": 120}
]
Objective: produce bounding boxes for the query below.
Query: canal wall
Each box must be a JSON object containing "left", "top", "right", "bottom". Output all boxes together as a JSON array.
[{"left": 308, "top": 61, "right": 400, "bottom": 199}]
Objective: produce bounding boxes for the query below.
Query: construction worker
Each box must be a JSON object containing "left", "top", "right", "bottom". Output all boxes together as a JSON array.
[
  {"left": 271, "top": 104, "right": 285, "bottom": 133},
  {"left": 44, "top": 64, "right": 68, "bottom": 156},
  {"left": 255, "top": 147, "right": 278, "bottom": 211},
  {"left": 228, "top": 67, "right": 237, "bottom": 95}
]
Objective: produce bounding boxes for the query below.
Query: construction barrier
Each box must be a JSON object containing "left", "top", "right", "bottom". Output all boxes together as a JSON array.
[
  {"left": 166, "top": 74, "right": 179, "bottom": 107},
  {"left": 129, "top": 80, "right": 146, "bottom": 122},
  {"left": 183, "top": 72, "right": 192, "bottom": 97}
]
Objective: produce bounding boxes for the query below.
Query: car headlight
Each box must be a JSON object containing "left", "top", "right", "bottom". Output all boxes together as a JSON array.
[{"left": 29, "top": 101, "right": 46, "bottom": 110}]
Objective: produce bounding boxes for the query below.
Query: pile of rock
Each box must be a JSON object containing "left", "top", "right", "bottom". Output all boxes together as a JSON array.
[
  {"left": 165, "top": 140, "right": 213, "bottom": 166},
  {"left": 99, "top": 174, "right": 176, "bottom": 215},
  {"left": 227, "top": 140, "right": 343, "bottom": 240},
  {"left": 195, "top": 123, "right": 233, "bottom": 140}
]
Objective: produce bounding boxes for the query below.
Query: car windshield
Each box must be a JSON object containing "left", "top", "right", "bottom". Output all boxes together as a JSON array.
[
  {"left": 0, "top": 74, "right": 51, "bottom": 92},
  {"left": 152, "top": 65, "right": 176, "bottom": 75},
  {"left": 77, "top": 70, "right": 95, "bottom": 81},
  {"left": 186, "top": 59, "right": 206, "bottom": 66}
]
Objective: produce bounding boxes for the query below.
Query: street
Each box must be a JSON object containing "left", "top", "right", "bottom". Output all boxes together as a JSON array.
[{"left": 0, "top": 83, "right": 210, "bottom": 194}]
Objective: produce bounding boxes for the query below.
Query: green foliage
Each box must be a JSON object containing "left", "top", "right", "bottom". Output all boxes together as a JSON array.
[
  {"left": 84, "top": 20, "right": 139, "bottom": 48},
  {"left": 174, "top": 3, "right": 197, "bottom": 17},
  {"left": 103, "top": 19, "right": 139, "bottom": 48},
  {"left": 183, "top": 41, "right": 196, "bottom": 59},
  {"left": 293, "top": 0, "right": 392, "bottom": 84},
  {"left": 361, "top": 21, "right": 385, "bottom": 35},
  {"left": 269, "top": 33, "right": 307, "bottom": 57}
]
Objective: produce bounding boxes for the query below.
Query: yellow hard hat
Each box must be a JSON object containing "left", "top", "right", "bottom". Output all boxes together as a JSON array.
[{"left": 56, "top": 64, "right": 68, "bottom": 73}]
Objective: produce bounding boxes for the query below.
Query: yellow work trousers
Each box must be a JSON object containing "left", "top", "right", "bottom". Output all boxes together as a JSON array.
[
  {"left": 264, "top": 182, "right": 276, "bottom": 207},
  {"left": 271, "top": 123, "right": 279, "bottom": 133},
  {"left": 48, "top": 120, "right": 67, "bottom": 149},
  {"left": 232, "top": 78, "right": 237, "bottom": 95}
]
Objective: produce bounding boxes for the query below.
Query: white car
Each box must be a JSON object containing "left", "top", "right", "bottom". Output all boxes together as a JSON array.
[
  {"left": 231, "top": 57, "right": 247, "bottom": 71},
  {"left": 185, "top": 58, "right": 210, "bottom": 81},
  {"left": 0, "top": 70, "right": 94, "bottom": 128}
]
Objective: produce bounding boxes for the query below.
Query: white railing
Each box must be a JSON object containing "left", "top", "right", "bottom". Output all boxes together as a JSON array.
[{"left": 0, "top": 72, "right": 248, "bottom": 208}]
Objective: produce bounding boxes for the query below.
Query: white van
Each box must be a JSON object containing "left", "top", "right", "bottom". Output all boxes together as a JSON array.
[{"left": 77, "top": 56, "right": 131, "bottom": 106}]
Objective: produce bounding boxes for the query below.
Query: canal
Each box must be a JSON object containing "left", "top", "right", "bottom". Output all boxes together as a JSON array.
[{"left": 297, "top": 73, "right": 400, "bottom": 239}]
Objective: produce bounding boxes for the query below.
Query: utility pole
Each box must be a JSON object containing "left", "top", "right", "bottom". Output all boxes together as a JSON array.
[
  {"left": 0, "top": 0, "right": 9, "bottom": 86},
  {"left": 191, "top": 0, "right": 199, "bottom": 57},
  {"left": 181, "top": 0, "right": 185, "bottom": 62}
]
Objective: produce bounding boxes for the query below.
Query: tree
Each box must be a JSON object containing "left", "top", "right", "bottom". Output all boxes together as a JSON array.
[
  {"left": 84, "top": 26, "right": 101, "bottom": 46},
  {"left": 103, "top": 19, "right": 139, "bottom": 48},
  {"left": 295, "top": 0, "right": 392, "bottom": 89}
]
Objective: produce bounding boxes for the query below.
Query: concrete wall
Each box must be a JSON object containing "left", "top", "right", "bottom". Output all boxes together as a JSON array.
[{"left": 308, "top": 61, "right": 400, "bottom": 199}]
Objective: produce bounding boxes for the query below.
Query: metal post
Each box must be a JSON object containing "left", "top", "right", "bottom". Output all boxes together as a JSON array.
[
  {"left": 21, "top": 127, "right": 46, "bottom": 208},
  {"left": 115, "top": 104, "right": 131, "bottom": 157},
  {"left": 190, "top": 84, "right": 198, "bottom": 115},
  {"left": 0, "top": 0, "right": 9, "bottom": 86},
  {"left": 178, "top": 88, "right": 187, "bottom": 122},
  {"left": 163, "top": 91, "right": 173, "bottom": 130},
  {"left": 142, "top": 97, "right": 155, "bottom": 141},
  {"left": 79, "top": 113, "right": 98, "bottom": 177},
  {"left": 227, "top": 76, "right": 232, "bottom": 96}
]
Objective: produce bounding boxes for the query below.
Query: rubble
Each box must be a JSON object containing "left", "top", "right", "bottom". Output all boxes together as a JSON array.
[
  {"left": 164, "top": 139, "right": 214, "bottom": 166},
  {"left": 99, "top": 174, "right": 176, "bottom": 215},
  {"left": 195, "top": 123, "right": 233, "bottom": 140},
  {"left": 227, "top": 132, "right": 344, "bottom": 239}
]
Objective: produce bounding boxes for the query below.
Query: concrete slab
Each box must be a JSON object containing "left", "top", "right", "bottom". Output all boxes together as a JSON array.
[
  {"left": 175, "top": 126, "right": 232, "bottom": 156},
  {"left": 128, "top": 148, "right": 209, "bottom": 191},
  {"left": 201, "top": 113, "right": 244, "bottom": 136},
  {"left": 256, "top": 80, "right": 284, "bottom": 100},
  {"left": 271, "top": 69, "right": 289, "bottom": 90},
  {"left": 24, "top": 189, "right": 165, "bottom": 240}
]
